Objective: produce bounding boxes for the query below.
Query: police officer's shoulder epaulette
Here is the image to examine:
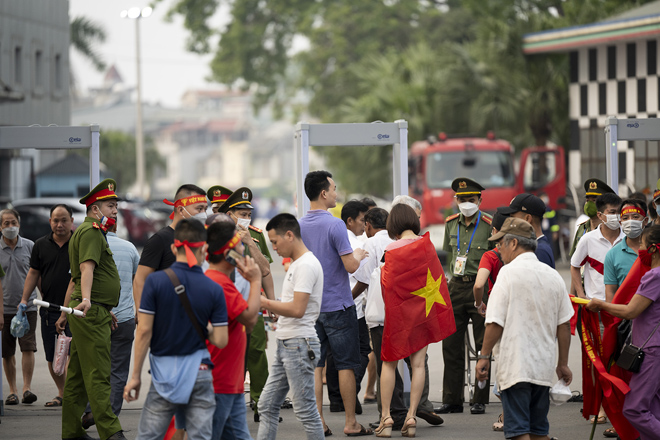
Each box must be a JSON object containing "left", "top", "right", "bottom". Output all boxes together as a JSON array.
[
  {"left": 248, "top": 225, "right": 262, "bottom": 233},
  {"left": 252, "top": 236, "right": 260, "bottom": 243},
  {"left": 446, "top": 213, "right": 460, "bottom": 222},
  {"left": 578, "top": 219, "right": 589, "bottom": 227},
  {"left": 92, "top": 223, "right": 101, "bottom": 230},
  {"left": 481, "top": 214, "right": 492, "bottom": 225}
]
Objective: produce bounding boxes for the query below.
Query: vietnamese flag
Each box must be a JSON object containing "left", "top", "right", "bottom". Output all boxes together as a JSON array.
[{"left": 380, "top": 233, "right": 456, "bottom": 362}]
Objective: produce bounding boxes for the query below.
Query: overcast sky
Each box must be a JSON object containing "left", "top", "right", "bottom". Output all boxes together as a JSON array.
[{"left": 69, "top": 0, "right": 230, "bottom": 107}]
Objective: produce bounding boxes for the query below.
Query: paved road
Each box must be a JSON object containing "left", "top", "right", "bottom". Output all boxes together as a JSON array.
[{"left": 1, "top": 262, "right": 608, "bottom": 439}]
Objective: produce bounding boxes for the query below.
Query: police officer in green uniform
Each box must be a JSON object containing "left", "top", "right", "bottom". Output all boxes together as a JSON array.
[
  {"left": 208, "top": 185, "right": 232, "bottom": 214},
  {"left": 438, "top": 178, "right": 493, "bottom": 415},
  {"left": 218, "top": 186, "right": 277, "bottom": 421},
  {"left": 62, "top": 179, "right": 126, "bottom": 440},
  {"left": 569, "top": 178, "right": 615, "bottom": 257}
]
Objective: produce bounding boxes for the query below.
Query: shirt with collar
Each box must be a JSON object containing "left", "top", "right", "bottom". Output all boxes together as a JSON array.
[
  {"left": 0, "top": 235, "right": 36, "bottom": 314},
  {"left": 535, "top": 234, "right": 555, "bottom": 268},
  {"left": 29, "top": 232, "right": 72, "bottom": 306},
  {"left": 348, "top": 229, "right": 366, "bottom": 319},
  {"left": 107, "top": 232, "right": 140, "bottom": 323},
  {"left": 604, "top": 236, "right": 638, "bottom": 287},
  {"left": 570, "top": 225, "right": 624, "bottom": 300}
]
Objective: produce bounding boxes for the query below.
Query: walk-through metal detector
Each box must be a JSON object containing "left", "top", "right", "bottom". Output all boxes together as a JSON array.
[
  {"left": 605, "top": 117, "right": 660, "bottom": 194},
  {"left": 294, "top": 120, "right": 409, "bottom": 218},
  {"left": 0, "top": 124, "right": 100, "bottom": 417}
]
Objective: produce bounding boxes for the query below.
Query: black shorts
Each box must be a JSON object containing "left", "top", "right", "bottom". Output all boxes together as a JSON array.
[
  {"left": 40, "top": 308, "right": 71, "bottom": 363},
  {"left": 2, "top": 311, "right": 38, "bottom": 358}
]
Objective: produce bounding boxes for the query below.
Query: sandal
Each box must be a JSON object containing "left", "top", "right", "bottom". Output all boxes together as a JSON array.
[
  {"left": 589, "top": 415, "right": 607, "bottom": 424},
  {"left": 5, "top": 393, "right": 19, "bottom": 405},
  {"left": 375, "top": 416, "right": 393, "bottom": 438},
  {"left": 492, "top": 413, "right": 504, "bottom": 431},
  {"left": 22, "top": 390, "right": 37, "bottom": 404},
  {"left": 45, "top": 396, "right": 63, "bottom": 407},
  {"left": 401, "top": 416, "right": 416, "bottom": 438},
  {"left": 603, "top": 427, "right": 618, "bottom": 438}
]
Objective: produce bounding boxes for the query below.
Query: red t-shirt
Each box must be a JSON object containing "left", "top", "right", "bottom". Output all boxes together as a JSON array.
[
  {"left": 205, "top": 269, "right": 249, "bottom": 394},
  {"left": 478, "top": 250, "right": 503, "bottom": 291}
]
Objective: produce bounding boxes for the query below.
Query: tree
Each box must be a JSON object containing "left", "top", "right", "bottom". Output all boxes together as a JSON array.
[{"left": 70, "top": 16, "right": 107, "bottom": 72}]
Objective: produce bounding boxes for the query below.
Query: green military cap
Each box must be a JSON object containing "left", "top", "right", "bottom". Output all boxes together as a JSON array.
[
  {"left": 218, "top": 187, "right": 254, "bottom": 213},
  {"left": 207, "top": 185, "right": 233, "bottom": 206},
  {"left": 79, "top": 178, "right": 119, "bottom": 207},
  {"left": 451, "top": 177, "right": 485, "bottom": 196},
  {"left": 584, "top": 178, "right": 615, "bottom": 196}
]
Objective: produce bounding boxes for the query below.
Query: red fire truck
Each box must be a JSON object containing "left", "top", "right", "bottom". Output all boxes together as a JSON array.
[{"left": 408, "top": 133, "right": 565, "bottom": 250}]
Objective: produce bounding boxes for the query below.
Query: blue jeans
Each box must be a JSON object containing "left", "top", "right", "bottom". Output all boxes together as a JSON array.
[
  {"left": 501, "top": 382, "right": 550, "bottom": 439},
  {"left": 257, "top": 338, "right": 324, "bottom": 440},
  {"left": 214, "top": 393, "right": 252, "bottom": 440},
  {"left": 137, "top": 369, "right": 215, "bottom": 440}
]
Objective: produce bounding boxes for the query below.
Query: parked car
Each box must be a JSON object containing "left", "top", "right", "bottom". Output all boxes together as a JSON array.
[
  {"left": 10, "top": 197, "right": 86, "bottom": 229},
  {"left": 118, "top": 202, "right": 167, "bottom": 247},
  {"left": 12, "top": 205, "right": 53, "bottom": 242}
]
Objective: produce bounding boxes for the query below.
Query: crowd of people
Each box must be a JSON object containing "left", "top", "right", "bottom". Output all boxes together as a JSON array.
[{"left": 1, "top": 171, "right": 660, "bottom": 440}]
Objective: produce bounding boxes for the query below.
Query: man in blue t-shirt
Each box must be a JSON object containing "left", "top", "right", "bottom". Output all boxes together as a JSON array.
[
  {"left": 298, "top": 170, "right": 370, "bottom": 436},
  {"left": 124, "top": 219, "right": 228, "bottom": 440},
  {"left": 501, "top": 193, "right": 555, "bottom": 268}
]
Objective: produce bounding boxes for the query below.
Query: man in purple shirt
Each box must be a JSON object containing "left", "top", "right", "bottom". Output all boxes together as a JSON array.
[{"left": 299, "top": 170, "right": 370, "bottom": 436}]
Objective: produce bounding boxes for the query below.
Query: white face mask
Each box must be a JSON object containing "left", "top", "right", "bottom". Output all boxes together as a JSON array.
[
  {"left": 183, "top": 208, "right": 207, "bottom": 224},
  {"left": 2, "top": 226, "right": 19, "bottom": 240},
  {"left": 458, "top": 202, "right": 479, "bottom": 218},
  {"left": 621, "top": 219, "right": 644, "bottom": 238},
  {"left": 603, "top": 214, "right": 620, "bottom": 230},
  {"left": 236, "top": 217, "right": 251, "bottom": 229}
]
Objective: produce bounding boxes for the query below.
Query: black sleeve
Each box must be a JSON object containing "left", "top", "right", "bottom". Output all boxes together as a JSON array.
[
  {"left": 139, "top": 233, "right": 165, "bottom": 269},
  {"left": 29, "top": 238, "right": 42, "bottom": 271}
]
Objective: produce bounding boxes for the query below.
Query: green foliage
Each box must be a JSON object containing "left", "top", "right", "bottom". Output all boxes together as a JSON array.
[
  {"left": 70, "top": 16, "right": 107, "bottom": 72},
  {"left": 158, "top": 0, "right": 656, "bottom": 197}
]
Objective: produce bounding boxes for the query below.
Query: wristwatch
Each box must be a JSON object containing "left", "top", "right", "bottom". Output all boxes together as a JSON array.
[{"left": 477, "top": 351, "right": 492, "bottom": 361}]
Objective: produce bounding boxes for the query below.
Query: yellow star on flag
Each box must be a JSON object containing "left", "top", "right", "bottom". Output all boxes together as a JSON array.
[{"left": 410, "top": 268, "right": 446, "bottom": 317}]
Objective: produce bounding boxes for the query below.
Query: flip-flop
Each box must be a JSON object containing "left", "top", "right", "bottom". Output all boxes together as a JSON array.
[
  {"left": 5, "top": 393, "right": 19, "bottom": 405},
  {"left": 603, "top": 427, "right": 618, "bottom": 438},
  {"left": 588, "top": 415, "right": 607, "bottom": 424},
  {"left": 45, "top": 396, "right": 63, "bottom": 407},
  {"left": 363, "top": 397, "right": 377, "bottom": 404},
  {"left": 324, "top": 427, "right": 333, "bottom": 437},
  {"left": 345, "top": 424, "right": 373, "bottom": 436},
  {"left": 22, "top": 390, "right": 38, "bottom": 404}
]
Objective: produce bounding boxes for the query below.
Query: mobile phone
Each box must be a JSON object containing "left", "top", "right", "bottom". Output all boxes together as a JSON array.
[{"left": 226, "top": 249, "right": 243, "bottom": 266}]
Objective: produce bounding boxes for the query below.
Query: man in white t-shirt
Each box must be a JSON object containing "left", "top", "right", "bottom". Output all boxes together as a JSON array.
[
  {"left": 570, "top": 193, "right": 624, "bottom": 301},
  {"left": 476, "top": 218, "right": 573, "bottom": 440},
  {"left": 257, "top": 213, "right": 325, "bottom": 439}
]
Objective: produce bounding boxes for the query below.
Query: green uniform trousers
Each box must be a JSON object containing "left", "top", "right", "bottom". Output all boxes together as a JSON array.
[
  {"left": 62, "top": 304, "right": 121, "bottom": 440},
  {"left": 441, "top": 278, "right": 490, "bottom": 405},
  {"left": 247, "top": 314, "right": 269, "bottom": 410}
]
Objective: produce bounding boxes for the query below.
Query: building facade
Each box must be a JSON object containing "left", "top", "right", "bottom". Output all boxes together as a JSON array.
[
  {"left": 523, "top": 2, "right": 660, "bottom": 195},
  {"left": 0, "top": 0, "right": 71, "bottom": 200}
]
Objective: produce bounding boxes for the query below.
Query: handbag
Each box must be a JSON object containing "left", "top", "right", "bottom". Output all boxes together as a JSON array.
[{"left": 616, "top": 318, "right": 660, "bottom": 373}]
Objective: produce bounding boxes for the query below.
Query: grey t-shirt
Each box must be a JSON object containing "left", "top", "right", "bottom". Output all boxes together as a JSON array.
[{"left": 1, "top": 235, "right": 37, "bottom": 314}]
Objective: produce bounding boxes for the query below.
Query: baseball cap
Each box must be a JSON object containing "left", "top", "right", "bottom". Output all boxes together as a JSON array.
[
  {"left": 500, "top": 193, "right": 546, "bottom": 218},
  {"left": 488, "top": 217, "right": 536, "bottom": 242}
]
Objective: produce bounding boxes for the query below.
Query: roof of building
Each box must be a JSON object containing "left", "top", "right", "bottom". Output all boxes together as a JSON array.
[{"left": 523, "top": 1, "right": 660, "bottom": 54}]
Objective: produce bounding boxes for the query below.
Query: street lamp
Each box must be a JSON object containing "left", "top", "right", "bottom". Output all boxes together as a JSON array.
[{"left": 120, "top": 6, "right": 152, "bottom": 200}]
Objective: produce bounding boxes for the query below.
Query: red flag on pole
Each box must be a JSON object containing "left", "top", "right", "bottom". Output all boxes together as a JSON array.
[{"left": 380, "top": 233, "right": 456, "bottom": 362}]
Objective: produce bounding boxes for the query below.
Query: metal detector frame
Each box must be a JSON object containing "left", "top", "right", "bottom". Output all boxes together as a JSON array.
[
  {"left": 605, "top": 117, "right": 660, "bottom": 194},
  {"left": 294, "top": 120, "right": 409, "bottom": 218},
  {"left": 0, "top": 124, "right": 100, "bottom": 417}
]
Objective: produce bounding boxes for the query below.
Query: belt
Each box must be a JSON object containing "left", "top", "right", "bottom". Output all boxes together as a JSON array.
[
  {"left": 452, "top": 275, "right": 476, "bottom": 283},
  {"left": 90, "top": 300, "right": 113, "bottom": 311}
]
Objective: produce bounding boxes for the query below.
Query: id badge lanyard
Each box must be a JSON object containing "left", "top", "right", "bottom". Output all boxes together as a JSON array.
[{"left": 457, "top": 213, "right": 480, "bottom": 257}]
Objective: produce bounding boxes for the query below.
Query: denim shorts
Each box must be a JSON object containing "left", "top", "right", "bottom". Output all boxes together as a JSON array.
[
  {"left": 315, "top": 305, "right": 360, "bottom": 370},
  {"left": 501, "top": 382, "right": 550, "bottom": 439},
  {"left": 41, "top": 309, "right": 71, "bottom": 363}
]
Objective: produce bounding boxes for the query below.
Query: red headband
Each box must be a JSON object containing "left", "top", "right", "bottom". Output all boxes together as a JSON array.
[
  {"left": 174, "top": 239, "right": 205, "bottom": 267},
  {"left": 210, "top": 233, "right": 241, "bottom": 256},
  {"left": 654, "top": 189, "right": 660, "bottom": 201},
  {"left": 164, "top": 195, "right": 208, "bottom": 219},
  {"left": 621, "top": 206, "right": 646, "bottom": 217}
]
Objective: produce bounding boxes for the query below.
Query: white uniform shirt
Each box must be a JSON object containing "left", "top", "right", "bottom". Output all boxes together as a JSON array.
[
  {"left": 352, "top": 230, "right": 394, "bottom": 328},
  {"left": 486, "top": 252, "right": 574, "bottom": 391},
  {"left": 275, "top": 251, "right": 324, "bottom": 340},
  {"left": 570, "top": 224, "right": 624, "bottom": 300}
]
